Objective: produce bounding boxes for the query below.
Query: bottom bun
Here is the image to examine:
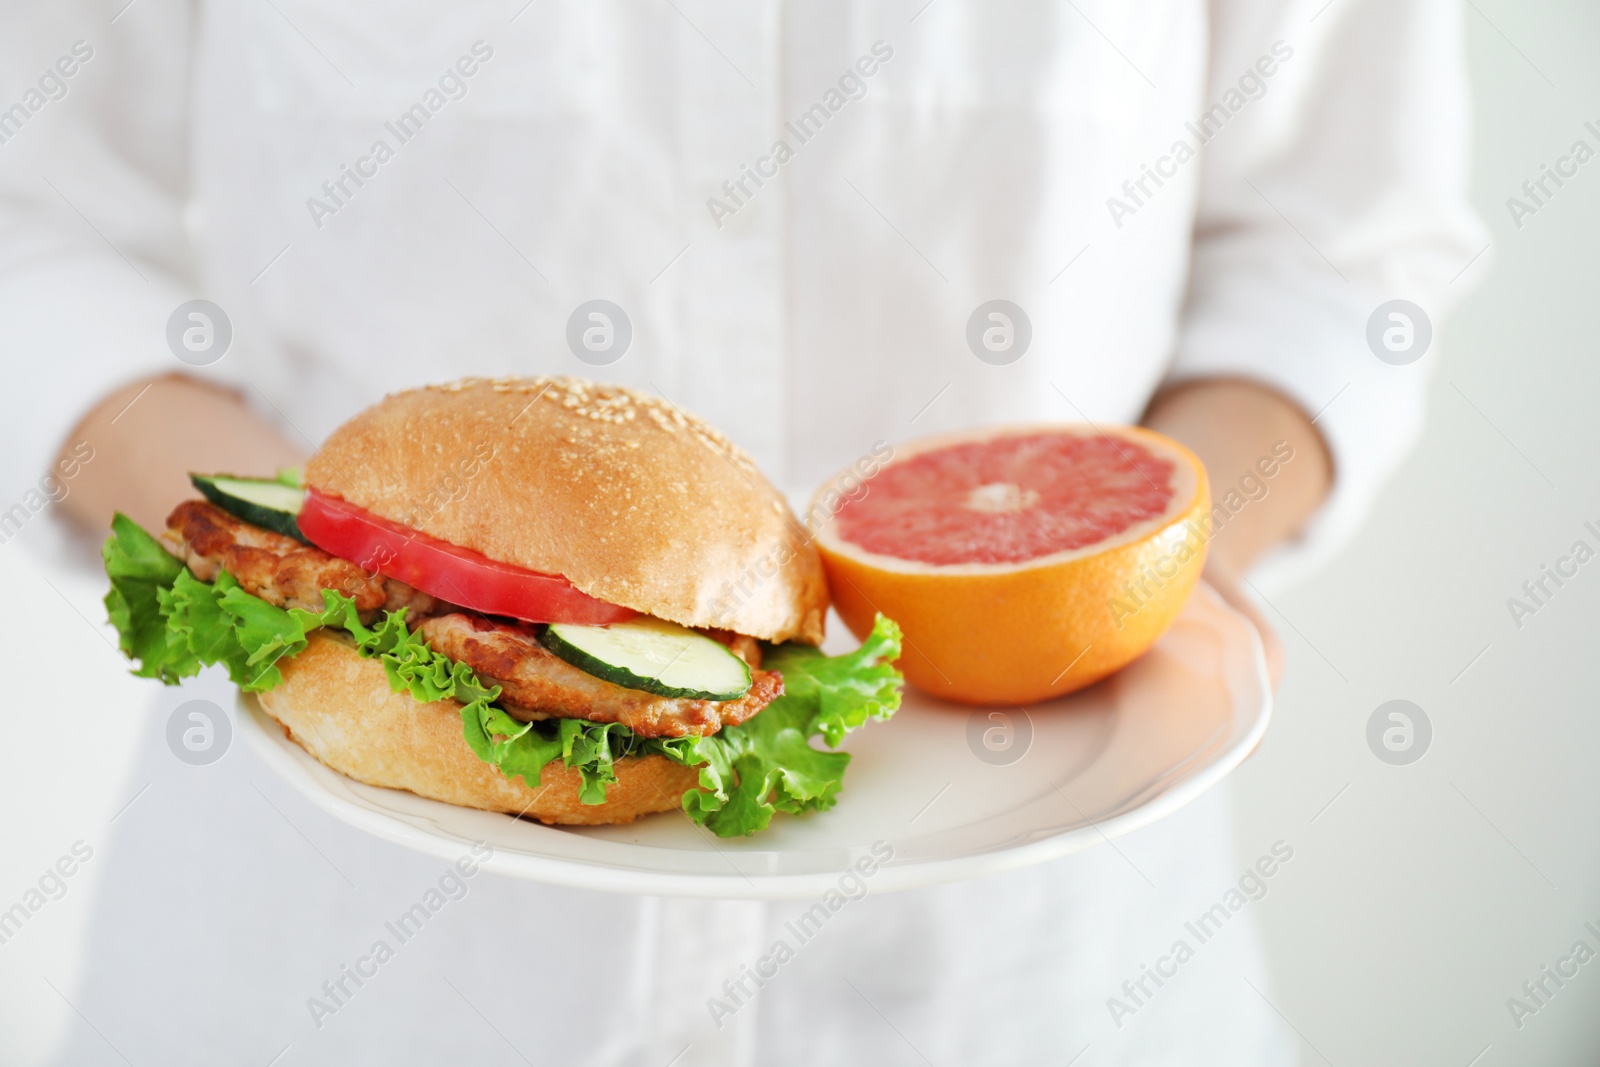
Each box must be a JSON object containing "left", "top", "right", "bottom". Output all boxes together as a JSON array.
[{"left": 257, "top": 631, "right": 703, "bottom": 825}]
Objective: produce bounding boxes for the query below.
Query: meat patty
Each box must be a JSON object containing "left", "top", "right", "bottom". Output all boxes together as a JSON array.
[
  {"left": 164, "top": 500, "right": 440, "bottom": 616},
  {"left": 417, "top": 613, "right": 784, "bottom": 737},
  {"left": 165, "top": 500, "right": 778, "bottom": 736}
]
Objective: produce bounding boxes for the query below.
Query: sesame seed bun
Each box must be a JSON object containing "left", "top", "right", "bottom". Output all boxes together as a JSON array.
[
  {"left": 304, "top": 376, "right": 827, "bottom": 644},
  {"left": 257, "top": 631, "right": 704, "bottom": 824}
]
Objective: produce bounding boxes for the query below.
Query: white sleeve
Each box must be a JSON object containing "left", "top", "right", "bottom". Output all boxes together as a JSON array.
[
  {"left": 1169, "top": 0, "right": 1489, "bottom": 588},
  {"left": 0, "top": 1, "right": 225, "bottom": 510}
]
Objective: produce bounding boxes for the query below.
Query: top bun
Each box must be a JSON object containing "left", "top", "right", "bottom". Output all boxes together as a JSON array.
[{"left": 305, "top": 377, "right": 827, "bottom": 644}]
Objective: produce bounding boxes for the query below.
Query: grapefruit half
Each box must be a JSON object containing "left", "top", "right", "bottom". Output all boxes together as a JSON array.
[{"left": 811, "top": 424, "right": 1211, "bottom": 705}]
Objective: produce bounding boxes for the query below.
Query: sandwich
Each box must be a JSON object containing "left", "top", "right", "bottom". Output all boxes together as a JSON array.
[{"left": 102, "top": 376, "right": 903, "bottom": 836}]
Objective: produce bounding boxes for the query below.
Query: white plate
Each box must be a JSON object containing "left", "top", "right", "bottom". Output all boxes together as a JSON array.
[{"left": 240, "top": 583, "right": 1270, "bottom": 899}]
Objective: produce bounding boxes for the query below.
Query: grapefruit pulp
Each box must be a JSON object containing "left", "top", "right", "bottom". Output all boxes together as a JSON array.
[{"left": 812, "top": 424, "right": 1211, "bottom": 705}]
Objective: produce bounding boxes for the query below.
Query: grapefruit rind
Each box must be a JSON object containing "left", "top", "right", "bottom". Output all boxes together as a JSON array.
[{"left": 810, "top": 424, "right": 1212, "bottom": 706}]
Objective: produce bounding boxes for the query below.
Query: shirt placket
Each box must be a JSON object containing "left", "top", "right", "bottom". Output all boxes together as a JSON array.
[{"left": 670, "top": 0, "right": 788, "bottom": 483}]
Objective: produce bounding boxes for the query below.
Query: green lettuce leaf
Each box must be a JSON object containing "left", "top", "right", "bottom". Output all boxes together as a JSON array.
[
  {"left": 105, "top": 514, "right": 316, "bottom": 691},
  {"left": 164, "top": 570, "right": 287, "bottom": 690},
  {"left": 103, "top": 514, "right": 196, "bottom": 683},
  {"left": 657, "top": 614, "right": 904, "bottom": 837},
  {"left": 766, "top": 615, "right": 904, "bottom": 747},
  {"left": 160, "top": 567, "right": 311, "bottom": 692},
  {"left": 101, "top": 513, "right": 904, "bottom": 836}
]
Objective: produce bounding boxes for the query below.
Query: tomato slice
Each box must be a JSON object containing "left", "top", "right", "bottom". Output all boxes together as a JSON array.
[{"left": 297, "top": 487, "right": 636, "bottom": 625}]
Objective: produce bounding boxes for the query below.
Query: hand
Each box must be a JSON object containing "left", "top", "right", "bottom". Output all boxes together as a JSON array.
[
  {"left": 1142, "top": 378, "right": 1330, "bottom": 695},
  {"left": 1201, "top": 555, "right": 1285, "bottom": 692},
  {"left": 56, "top": 374, "right": 305, "bottom": 534}
]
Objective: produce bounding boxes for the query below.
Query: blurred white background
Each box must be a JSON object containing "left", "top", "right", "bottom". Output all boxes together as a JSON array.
[
  {"left": 1232, "top": 2, "right": 1600, "bottom": 1064},
  {"left": 2, "top": 2, "right": 1598, "bottom": 1064}
]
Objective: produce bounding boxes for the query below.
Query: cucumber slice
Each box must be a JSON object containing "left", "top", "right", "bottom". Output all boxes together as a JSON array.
[
  {"left": 542, "top": 618, "right": 752, "bottom": 700},
  {"left": 190, "top": 473, "right": 309, "bottom": 544}
]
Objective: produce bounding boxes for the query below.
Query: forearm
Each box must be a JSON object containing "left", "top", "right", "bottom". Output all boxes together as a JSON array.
[
  {"left": 56, "top": 374, "right": 306, "bottom": 534},
  {"left": 1142, "top": 378, "right": 1332, "bottom": 575}
]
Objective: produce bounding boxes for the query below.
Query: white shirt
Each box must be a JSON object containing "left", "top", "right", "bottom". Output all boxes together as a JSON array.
[{"left": 1, "top": 1, "right": 1483, "bottom": 1063}]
